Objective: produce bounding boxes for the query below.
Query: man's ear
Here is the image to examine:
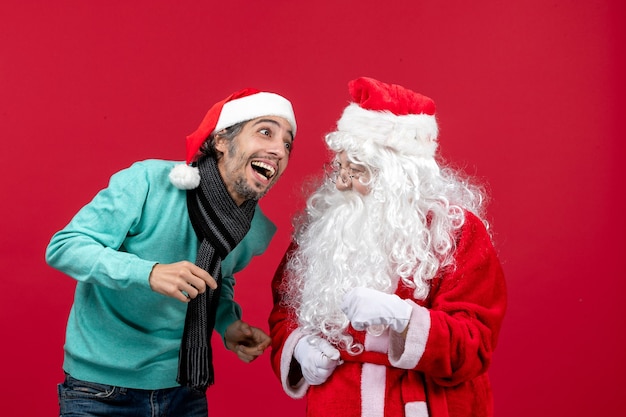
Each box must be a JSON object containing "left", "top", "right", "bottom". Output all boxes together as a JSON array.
[{"left": 213, "top": 133, "right": 228, "bottom": 154}]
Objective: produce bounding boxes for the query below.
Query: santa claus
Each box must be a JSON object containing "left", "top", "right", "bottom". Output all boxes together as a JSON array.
[{"left": 269, "top": 77, "right": 507, "bottom": 417}]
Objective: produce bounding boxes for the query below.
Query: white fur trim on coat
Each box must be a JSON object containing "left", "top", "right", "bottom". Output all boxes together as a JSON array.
[
  {"left": 280, "top": 328, "right": 309, "bottom": 399},
  {"left": 388, "top": 301, "right": 431, "bottom": 369}
]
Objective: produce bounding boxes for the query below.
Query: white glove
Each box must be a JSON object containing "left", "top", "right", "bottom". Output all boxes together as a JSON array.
[
  {"left": 293, "top": 335, "right": 341, "bottom": 385},
  {"left": 341, "top": 287, "right": 413, "bottom": 333}
]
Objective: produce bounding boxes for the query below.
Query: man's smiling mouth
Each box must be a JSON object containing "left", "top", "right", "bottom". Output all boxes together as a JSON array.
[{"left": 251, "top": 161, "right": 276, "bottom": 180}]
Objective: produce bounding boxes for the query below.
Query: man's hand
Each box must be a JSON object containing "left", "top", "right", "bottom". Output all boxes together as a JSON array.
[
  {"left": 224, "top": 320, "right": 271, "bottom": 363},
  {"left": 148, "top": 261, "right": 217, "bottom": 303}
]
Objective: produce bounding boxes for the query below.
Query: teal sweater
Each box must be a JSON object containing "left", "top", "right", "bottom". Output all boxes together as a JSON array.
[{"left": 45, "top": 159, "right": 276, "bottom": 389}]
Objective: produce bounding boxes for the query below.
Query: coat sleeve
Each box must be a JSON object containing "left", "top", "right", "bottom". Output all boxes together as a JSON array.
[
  {"left": 388, "top": 212, "right": 507, "bottom": 387},
  {"left": 268, "top": 242, "right": 310, "bottom": 398}
]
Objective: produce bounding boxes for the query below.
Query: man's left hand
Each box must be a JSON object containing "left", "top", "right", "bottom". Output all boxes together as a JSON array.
[{"left": 224, "top": 320, "right": 271, "bottom": 363}]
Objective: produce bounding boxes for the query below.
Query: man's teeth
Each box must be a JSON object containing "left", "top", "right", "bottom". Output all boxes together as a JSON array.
[{"left": 251, "top": 161, "right": 276, "bottom": 179}]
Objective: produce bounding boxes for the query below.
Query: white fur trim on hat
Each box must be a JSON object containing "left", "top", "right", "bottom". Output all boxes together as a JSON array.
[
  {"left": 215, "top": 92, "right": 297, "bottom": 135},
  {"left": 169, "top": 163, "right": 200, "bottom": 190},
  {"left": 336, "top": 103, "right": 438, "bottom": 159}
]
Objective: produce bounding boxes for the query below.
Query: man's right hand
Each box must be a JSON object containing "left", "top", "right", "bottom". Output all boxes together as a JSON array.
[{"left": 148, "top": 261, "right": 217, "bottom": 302}]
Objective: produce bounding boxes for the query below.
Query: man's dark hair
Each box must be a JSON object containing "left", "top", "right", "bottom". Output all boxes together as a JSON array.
[{"left": 199, "top": 120, "right": 247, "bottom": 160}]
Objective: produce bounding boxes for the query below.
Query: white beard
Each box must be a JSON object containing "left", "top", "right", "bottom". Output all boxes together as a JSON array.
[
  {"left": 284, "top": 182, "right": 427, "bottom": 348},
  {"left": 282, "top": 147, "right": 486, "bottom": 350}
]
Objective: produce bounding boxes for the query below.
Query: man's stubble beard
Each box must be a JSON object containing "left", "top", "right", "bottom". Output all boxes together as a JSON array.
[
  {"left": 233, "top": 177, "right": 267, "bottom": 201},
  {"left": 226, "top": 140, "right": 278, "bottom": 202}
]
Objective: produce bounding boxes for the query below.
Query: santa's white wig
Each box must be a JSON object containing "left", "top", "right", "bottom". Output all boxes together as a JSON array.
[{"left": 281, "top": 77, "right": 489, "bottom": 353}]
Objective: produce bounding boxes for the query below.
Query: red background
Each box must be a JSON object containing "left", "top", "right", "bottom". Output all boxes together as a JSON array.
[{"left": 1, "top": 1, "right": 624, "bottom": 416}]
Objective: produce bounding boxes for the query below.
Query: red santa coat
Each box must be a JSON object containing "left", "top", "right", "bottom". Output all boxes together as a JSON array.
[{"left": 269, "top": 212, "right": 507, "bottom": 417}]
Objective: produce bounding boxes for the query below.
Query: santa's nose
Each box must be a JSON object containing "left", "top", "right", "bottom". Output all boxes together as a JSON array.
[{"left": 335, "top": 175, "right": 352, "bottom": 191}]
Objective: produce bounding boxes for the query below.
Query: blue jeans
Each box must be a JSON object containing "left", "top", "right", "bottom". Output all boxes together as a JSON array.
[{"left": 58, "top": 374, "right": 208, "bottom": 417}]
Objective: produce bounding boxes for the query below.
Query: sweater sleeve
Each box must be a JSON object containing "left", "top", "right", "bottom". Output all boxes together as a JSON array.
[
  {"left": 388, "top": 212, "right": 507, "bottom": 386},
  {"left": 45, "top": 162, "right": 158, "bottom": 289}
]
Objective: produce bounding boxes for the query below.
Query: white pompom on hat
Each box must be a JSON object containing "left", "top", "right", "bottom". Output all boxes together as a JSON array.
[
  {"left": 169, "top": 88, "right": 297, "bottom": 189},
  {"left": 330, "top": 77, "right": 438, "bottom": 162}
]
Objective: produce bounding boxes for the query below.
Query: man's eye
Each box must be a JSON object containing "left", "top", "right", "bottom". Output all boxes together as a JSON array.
[
  {"left": 259, "top": 128, "right": 270, "bottom": 136},
  {"left": 284, "top": 142, "right": 292, "bottom": 151}
]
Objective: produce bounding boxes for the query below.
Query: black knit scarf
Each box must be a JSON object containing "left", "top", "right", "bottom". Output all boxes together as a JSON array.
[{"left": 177, "top": 155, "right": 257, "bottom": 391}]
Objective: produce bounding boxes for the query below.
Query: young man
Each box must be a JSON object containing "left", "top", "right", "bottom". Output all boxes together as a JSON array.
[
  {"left": 269, "top": 77, "right": 507, "bottom": 417},
  {"left": 46, "top": 87, "right": 297, "bottom": 416}
]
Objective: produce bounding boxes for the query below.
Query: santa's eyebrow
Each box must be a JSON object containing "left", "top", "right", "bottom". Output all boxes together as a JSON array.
[{"left": 335, "top": 159, "right": 366, "bottom": 171}]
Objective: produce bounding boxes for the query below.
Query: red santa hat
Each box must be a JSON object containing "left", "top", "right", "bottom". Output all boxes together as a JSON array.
[
  {"left": 169, "top": 87, "right": 297, "bottom": 189},
  {"left": 333, "top": 77, "right": 438, "bottom": 161}
]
